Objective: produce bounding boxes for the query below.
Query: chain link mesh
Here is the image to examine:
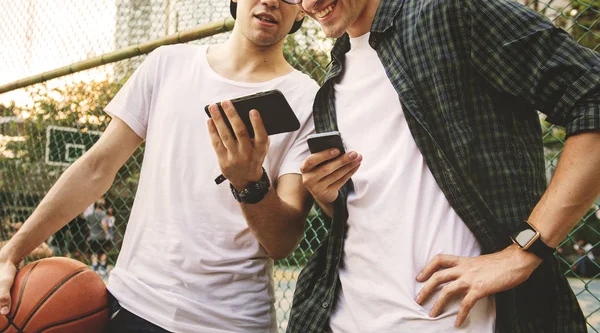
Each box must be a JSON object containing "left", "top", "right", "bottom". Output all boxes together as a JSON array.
[{"left": 0, "top": 0, "right": 598, "bottom": 331}]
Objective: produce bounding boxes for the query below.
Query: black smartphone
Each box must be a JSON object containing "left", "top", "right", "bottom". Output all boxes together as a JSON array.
[
  {"left": 307, "top": 131, "right": 346, "bottom": 155},
  {"left": 204, "top": 89, "right": 300, "bottom": 138}
]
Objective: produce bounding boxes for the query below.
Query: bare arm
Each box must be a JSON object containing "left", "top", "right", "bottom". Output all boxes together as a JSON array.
[
  {"left": 0, "top": 117, "right": 142, "bottom": 265},
  {"left": 528, "top": 131, "right": 600, "bottom": 247},
  {"left": 207, "top": 101, "right": 313, "bottom": 259},
  {"left": 238, "top": 174, "right": 313, "bottom": 260},
  {"left": 416, "top": 131, "right": 600, "bottom": 327}
]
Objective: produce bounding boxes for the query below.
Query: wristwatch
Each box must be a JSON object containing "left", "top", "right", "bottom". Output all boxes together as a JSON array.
[
  {"left": 510, "top": 221, "right": 555, "bottom": 260},
  {"left": 230, "top": 168, "right": 270, "bottom": 204}
]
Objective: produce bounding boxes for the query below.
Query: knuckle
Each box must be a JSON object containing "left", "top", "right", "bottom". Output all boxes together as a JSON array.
[
  {"left": 473, "top": 280, "right": 485, "bottom": 290},
  {"left": 440, "top": 284, "right": 452, "bottom": 295},
  {"left": 235, "top": 127, "right": 248, "bottom": 138},
  {"left": 302, "top": 175, "right": 314, "bottom": 188},
  {"left": 461, "top": 297, "right": 475, "bottom": 309},
  {"left": 0, "top": 295, "right": 10, "bottom": 305}
]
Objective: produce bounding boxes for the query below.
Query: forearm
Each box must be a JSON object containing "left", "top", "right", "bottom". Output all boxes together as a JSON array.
[
  {"left": 528, "top": 131, "right": 600, "bottom": 247},
  {"left": 0, "top": 155, "right": 116, "bottom": 265},
  {"left": 240, "top": 187, "right": 310, "bottom": 260},
  {"left": 25, "top": 243, "right": 53, "bottom": 261}
]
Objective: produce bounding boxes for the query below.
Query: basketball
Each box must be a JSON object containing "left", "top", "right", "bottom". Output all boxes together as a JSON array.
[{"left": 0, "top": 257, "right": 110, "bottom": 333}]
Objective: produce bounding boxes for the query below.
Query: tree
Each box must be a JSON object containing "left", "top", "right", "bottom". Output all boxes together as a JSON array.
[{"left": 0, "top": 78, "right": 142, "bottom": 249}]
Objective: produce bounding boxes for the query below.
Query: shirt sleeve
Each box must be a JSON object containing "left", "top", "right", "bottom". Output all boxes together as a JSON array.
[
  {"left": 277, "top": 85, "right": 318, "bottom": 178},
  {"left": 466, "top": 0, "right": 600, "bottom": 137},
  {"left": 104, "top": 47, "right": 164, "bottom": 140}
]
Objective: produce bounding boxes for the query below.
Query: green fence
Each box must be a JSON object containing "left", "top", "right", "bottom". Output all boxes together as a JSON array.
[{"left": 0, "top": 0, "right": 599, "bottom": 332}]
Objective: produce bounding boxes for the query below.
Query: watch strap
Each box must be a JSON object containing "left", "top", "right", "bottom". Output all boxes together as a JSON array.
[
  {"left": 528, "top": 233, "right": 555, "bottom": 260},
  {"left": 230, "top": 168, "right": 270, "bottom": 204}
]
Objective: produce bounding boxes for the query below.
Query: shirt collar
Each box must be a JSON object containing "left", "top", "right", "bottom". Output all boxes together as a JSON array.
[{"left": 371, "top": 0, "right": 405, "bottom": 33}]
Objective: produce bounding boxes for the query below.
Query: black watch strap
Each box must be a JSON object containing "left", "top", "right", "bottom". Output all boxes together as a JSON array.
[
  {"left": 528, "top": 236, "right": 555, "bottom": 260},
  {"left": 230, "top": 168, "right": 270, "bottom": 204}
]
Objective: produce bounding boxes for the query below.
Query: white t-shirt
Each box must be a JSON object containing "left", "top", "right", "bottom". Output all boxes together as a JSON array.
[
  {"left": 329, "top": 33, "right": 496, "bottom": 333},
  {"left": 104, "top": 44, "right": 318, "bottom": 333}
]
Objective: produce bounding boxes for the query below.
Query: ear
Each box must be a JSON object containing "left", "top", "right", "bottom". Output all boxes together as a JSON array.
[{"left": 295, "top": 10, "right": 305, "bottom": 22}]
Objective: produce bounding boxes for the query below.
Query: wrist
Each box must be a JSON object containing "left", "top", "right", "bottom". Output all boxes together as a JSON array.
[
  {"left": 509, "top": 243, "right": 543, "bottom": 273},
  {"left": 315, "top": 200, "right": 334, "bottom": 218},
  {"left": 230, "top": 168, "right": 270, "bottom": 204},
  {"left": 0, "top": 244, "right": 22, "bottom": 267},
  {"left": 230, "top": 169, "right": 264, "bottom": 192}
]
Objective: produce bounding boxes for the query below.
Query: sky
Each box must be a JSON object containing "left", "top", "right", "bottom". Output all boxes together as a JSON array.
[{"left": 0, "top": 0, "right": 116, "bottom": 106}]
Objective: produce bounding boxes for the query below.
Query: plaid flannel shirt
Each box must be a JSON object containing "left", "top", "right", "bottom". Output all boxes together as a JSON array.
[{"left": 287, "top": 0, "right": 600, "bottom": 332}]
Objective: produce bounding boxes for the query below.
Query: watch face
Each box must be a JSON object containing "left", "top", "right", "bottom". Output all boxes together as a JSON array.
[{"left": 514, "top": 228, "right": 539, "bottom": 248}]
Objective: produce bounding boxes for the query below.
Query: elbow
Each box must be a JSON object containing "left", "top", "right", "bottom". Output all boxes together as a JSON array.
[
  {"left": 79, "top": 152, "right": 117, "bottom": 192},
  {"left": 265, "top": 222, "right": 305, "bottom": 261},
  {"left": 267, "top": 248, "right": 295, "bottom": 261},
  {"left": 265, "top": 241, "right": 298, "bottom": 260}
]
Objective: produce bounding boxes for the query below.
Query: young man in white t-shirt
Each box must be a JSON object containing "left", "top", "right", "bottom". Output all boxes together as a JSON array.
[
  {"left": 289, "top": 0, "right": 598, "bottom": 332},
  {"left": 0, "top": 0, "right": 318, "bottom": 332}
]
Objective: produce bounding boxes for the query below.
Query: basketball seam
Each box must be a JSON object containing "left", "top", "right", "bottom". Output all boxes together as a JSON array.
[
  {"left": 9, "top": 320, "right": 23, "bottom": 333},
  {"left": 20, "top": 267, "right": 88, "bottom": 331},
  {"left": 3, "top": 261, "right": 41, "bottom": 332},
  {"left": 37, "top": 305, "right": 109, "bottom": 333}
]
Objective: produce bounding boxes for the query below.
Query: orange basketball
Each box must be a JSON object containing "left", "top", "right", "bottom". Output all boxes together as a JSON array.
[{"left": 0, "top": 257, "right": 110, "bottom": 333}]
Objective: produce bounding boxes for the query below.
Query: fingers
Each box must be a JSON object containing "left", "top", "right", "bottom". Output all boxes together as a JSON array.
[
  {"left": 300, "top": 149, "right": 343, "bottom": 174},
  {"left": 0, "top": 266, "right": 16, "bottom": 315},
  {"left": 427, "top": 278, "right": 467, "bottom": 318},
  {"left": 417, "top": 254, "right": 461, "bottom": 283},
  {"left": 455, "top": 292, "right": 480, "bottom": 327},
  {"left": 249, "top": 110, "right": 269, "bottom": 157},
  {"left": 415, "top": 267, "right": 460, "bottom": 306},
  {"left": 207, "top": 118, "right": 226, "bottom": 156},
  {"left": 327, "top": 161, "right": 361, "bottom": 190},
  {"left": 221, "top": 100, "right": 255, "bottom": 151},
  {"left": 301, "top": 151, "right": 362, "bottom": 192},
  {"left": 207, "top": 103, "right": 237, "bottom": 151}
]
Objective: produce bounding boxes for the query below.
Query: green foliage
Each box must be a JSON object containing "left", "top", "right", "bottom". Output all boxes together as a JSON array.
[
  {"left": 0, "top": 78, "right": 144, "bottom": 229},
  {"left": 284, "top": 22, "right": 333, "bottom": 85}
]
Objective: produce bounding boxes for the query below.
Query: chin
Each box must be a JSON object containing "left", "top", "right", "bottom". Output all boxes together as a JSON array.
[
  {"left": 321, "top": 25, "right": 347, "bottom": 39},
  {"left": 312, "top": 19, "right": 346, "bottom": 38}
]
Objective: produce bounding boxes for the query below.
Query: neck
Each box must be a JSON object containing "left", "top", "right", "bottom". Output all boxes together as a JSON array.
[
  {"left": 207, "top": 31, "right": 293, "bottom": 83},
  {"left": 347, "top": 0, "right": 381, "bottom": 37}
]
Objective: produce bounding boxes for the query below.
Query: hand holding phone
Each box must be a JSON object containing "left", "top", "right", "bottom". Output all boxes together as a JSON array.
[
  {"left": 205, "top": 90, "right": 300, "bottom": 185},
  {"left": 302, "top": 131, "right": 360, "bottom": 214},
  {"left": 204, "top": 89, "right": 300, "bottom": 138}
]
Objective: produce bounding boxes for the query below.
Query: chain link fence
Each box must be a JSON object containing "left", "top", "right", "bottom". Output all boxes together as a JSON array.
[{"left": 0, "top": 0, "right": 598, "bottom": 332}]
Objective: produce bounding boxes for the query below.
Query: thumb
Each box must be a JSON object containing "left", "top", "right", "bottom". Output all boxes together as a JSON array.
[
  {"left": 0, "top": 291, "right": 12, "bottom": 316},
  {"left": 0, "top": 266, "right": 17, "bottom": 315}
]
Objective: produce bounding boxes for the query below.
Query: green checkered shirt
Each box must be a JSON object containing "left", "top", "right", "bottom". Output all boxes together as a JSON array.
[{"left": 287, "top": 0, "right": 600, "bottom": 332}]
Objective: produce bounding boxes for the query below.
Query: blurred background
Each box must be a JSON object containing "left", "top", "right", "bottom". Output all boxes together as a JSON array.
[{"left": 0, "top": 0, "right": 598, "bottom": 331}]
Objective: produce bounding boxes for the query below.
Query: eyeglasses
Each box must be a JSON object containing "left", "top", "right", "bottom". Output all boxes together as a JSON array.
[{"left": 281, "top": 0, "right": 302, "bottom": 4}]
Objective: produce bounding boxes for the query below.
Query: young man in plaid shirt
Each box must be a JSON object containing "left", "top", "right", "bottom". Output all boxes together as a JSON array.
[{"left": 289, "top": 0, "right": 600, "bottom": 332}]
